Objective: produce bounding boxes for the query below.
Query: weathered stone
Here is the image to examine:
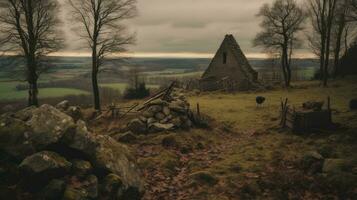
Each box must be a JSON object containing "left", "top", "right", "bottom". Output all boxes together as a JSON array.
[
  {"left": 0, "top": 116, "right": 35, "bottom": 159},
  {"left": 127, "top": 119, "right": 147, "bottom": 134},
  {"left": 323, "top": 159, "right": 349, "bottom": 173},
  {"left": 65, "top": 106, "right": 82, "bottom": 122},
  {"left": 168, "top": 101, "right": 188, "bottom": 113},
  {"left": 81, "top": 108, "right": 97, "bottom": 121},
  {"left": 148, "top": 123, "right": 174, "bottom": 133},
  {"left": 100, "top": 173, "right": 123, "bottom": 198},
  {"left": 142, "top": 110, "right": 154, "bottom": 118},
  {"left": 89, "top": 136, "right": 144, "bottom": 190},
  {"left": 62, "top": 125, "right": 144, "bottom": 196},
  {"left": 63, "top": 120, "right": 98, "bottom": 156},
  {"left": 147, "top": 99, "right": 168, "bottom": 106},
  {"left": 301, "top": 151, "right": 324, "bottom": 174},
  {"left": 63, "top": 185, "right": 87, "bottom": 200},
  {"left": 22, "top": 104, "right": 75, "bottom": 149},
  {"left": 139, "top": 116, "right": 147, "bottom": 123},
  {"left": 19, "top": 151, "right": 72, "bottom": 181},
  {"left": 147, "top": 118, "right": 157, "bottom": 124},
  {"left": 155, "top": 112, "right": 166, "bottom": 120},
  {"left": 147, "top": 105, "right": 162, "bottom": 113},
  {"left": 162, "top": 106, "right": 171, "bottom": 116},
  {"left": 39, "top": 179, "right": 66, "bottom": 200},
  {"left": 116, "top": 132, "right": 137, "bottom": 144},
  {"left": 71, "top": 160, "right": 92, "bottom": 177},
  {"left": 56, "top": 100, "right": 70, "bottom": 111},
  {"left": 83, "top": 175, "right": 98, "bottom": 199},
  {"left": 171, "top": 117, "right": 182, "bottom": 127}
]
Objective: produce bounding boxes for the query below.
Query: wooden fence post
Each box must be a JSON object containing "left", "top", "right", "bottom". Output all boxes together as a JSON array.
[{"left": 197, "top": 103, "right": 200, "bottom": 117}]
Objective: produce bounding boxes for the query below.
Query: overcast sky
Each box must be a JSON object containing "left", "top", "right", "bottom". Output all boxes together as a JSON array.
[{"left": 59, "top": 0, "right": 310, "bottom": 58}]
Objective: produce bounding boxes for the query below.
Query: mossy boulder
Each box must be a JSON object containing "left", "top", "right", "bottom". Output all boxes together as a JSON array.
[
  {"left": 19, "top": 151, "right": 72, "bottom": 179},
  {"left": 127, "top": 119, "right": 147, "bottom": 134},
  {"left": 71, "top": 160, "right": 92, "bottom": 178},
  {"left": 0, "top": 105, "right": 75, "bottom": 160},
  {"left": 63, "top": 185, "right": 87, "bottom": 200},
  {"left": 63, "top": 121, "right": 144, "bottom": 197},
  {"left": 0, "top": 115, "right": 34, "bottom": 159},
  {"left": 39, "top": 179, "right": 66, "bottom": 200}
]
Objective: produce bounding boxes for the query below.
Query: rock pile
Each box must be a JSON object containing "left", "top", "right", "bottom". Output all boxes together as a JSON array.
[
  {"left": 127, "top": 91, "right": 193, "bottom": 134},
  {"left": 0, "top": 105, "right": 144, "bottom": 200}
]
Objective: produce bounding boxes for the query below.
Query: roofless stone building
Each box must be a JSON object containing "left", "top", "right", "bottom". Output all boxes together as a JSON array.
[{"left": 200, "top": 34, "right": 259, "bottom": 91}]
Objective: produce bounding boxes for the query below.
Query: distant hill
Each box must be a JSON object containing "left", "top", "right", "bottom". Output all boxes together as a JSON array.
[{"left": 0, "top": 56, "right": 319, "bottom": 80}]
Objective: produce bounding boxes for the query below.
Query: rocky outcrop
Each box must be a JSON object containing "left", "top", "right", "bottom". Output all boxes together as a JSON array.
[{"left": 0, "top": 105, "right": 144, "bottom": 199}]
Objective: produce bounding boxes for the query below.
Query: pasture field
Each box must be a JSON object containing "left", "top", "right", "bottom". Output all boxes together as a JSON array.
[
  {"left": 0, "top": 81, "right": 89, "bottom": 100},
  {"left": 104, "top": 76, "right": 357, "bottom": 199},
  {"left": 101, "top": 83, "right": 160, "bottom": 92}
]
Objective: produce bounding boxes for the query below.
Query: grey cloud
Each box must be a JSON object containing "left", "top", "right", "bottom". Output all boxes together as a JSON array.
[{"left": 59, "top": 0, "right": 308, "bottom": 55}]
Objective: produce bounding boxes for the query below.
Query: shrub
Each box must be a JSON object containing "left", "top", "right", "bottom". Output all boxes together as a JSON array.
[{"left": 123, "top": 82, "right": 150, "bottom": 99}]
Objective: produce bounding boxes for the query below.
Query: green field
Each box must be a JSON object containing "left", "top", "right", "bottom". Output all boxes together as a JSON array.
[
  {"left": 101, "top": 83, "right": 160, "bottom": 92},
  {"left": 0, "top": 81, "right": 160, "bottom": 101},
  {"left": 0, "top": 81, "right": 89, "bottom": 100}
]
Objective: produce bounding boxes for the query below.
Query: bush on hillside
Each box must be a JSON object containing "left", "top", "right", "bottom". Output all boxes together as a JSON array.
[{"left": 123, "top": 82, "right": 150, "bottom": 99}]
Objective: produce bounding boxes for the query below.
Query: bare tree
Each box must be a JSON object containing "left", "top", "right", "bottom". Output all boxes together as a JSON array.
[
  {"left": 348, "top": 0, "right": 357, "bottom": 21},
  {"left": 253, "top": 0, "right": 305, "bottom": 87},
  {"left": 0, "top": 0, "right": 63, "bottom": 106},
  {"left": 308, "top": 0, "right": 337, "bottom": 86},
  {"left": 331, "top": 0, "right": 353, "bottom": 77},
  {"left": 68, "top": 0, "right": 136, "bottom": 110}
]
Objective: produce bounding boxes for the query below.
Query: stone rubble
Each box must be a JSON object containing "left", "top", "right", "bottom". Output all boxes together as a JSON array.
[{"left": 127, "top": 91, "right": 194, "bottom": 134}]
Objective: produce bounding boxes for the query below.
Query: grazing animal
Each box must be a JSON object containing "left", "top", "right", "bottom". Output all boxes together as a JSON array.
[{"left": 256, "top": 96, "right": 266, "bottom": 107}]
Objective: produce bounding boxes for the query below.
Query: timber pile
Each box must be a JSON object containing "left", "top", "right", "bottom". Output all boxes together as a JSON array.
[
  {"left": 280, "top": 97, "right": 333, "bottom": 132},
  {"left": 126, "top": 83, "right": 194, "bottom": 134}
]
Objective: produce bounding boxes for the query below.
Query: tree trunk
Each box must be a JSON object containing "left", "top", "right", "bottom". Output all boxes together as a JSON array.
[
  {"left": 92, "top": 50, "right": 101, "bottom": 111},
  {"left": 333, "top": 16, "right": 346, "bottom": 77},
  {"left": 281, "top": 47, "right": 289, "bottom": 87}
]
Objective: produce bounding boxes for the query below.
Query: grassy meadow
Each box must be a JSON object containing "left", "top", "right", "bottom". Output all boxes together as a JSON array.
[{"left": 96, "top": 76, "right": 357, "bottom": 199}]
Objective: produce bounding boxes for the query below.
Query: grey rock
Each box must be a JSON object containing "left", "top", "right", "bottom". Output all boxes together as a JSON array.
[
  {"left": 56, "top": 100, "right": 70, "bottom": 111},
  {"left": 171, "top": 117, "right": 182, "bottom": 127},
  {"left": 147, "top": 99, "right": 168, "bottom": 106},
  {"left": 127, "top": 119, "right": 147, "bottom": 134},
  {"left": 84, "top": 175, "right": 98, "bottom": 199},
  {"left": 71, "top": 160, "right": 92, "bottom": 177},
  {"left": 23, "top": 104, "right": 76, "bottom": 149},
  {"left": 169, "top": 100, "right": 188, "bottom": 113},
  {"left": 39, "top": 179, "right": 66, "bottom": 200},
  {"left": 19, "top": 151, "right": 72, "bottom": 178},
  {"left": 139, "top": 116, "right": 147, "bottom": 123},
  {"left": 155, "top": 112, "right": 166, "bottom": 120},
  {"left": 142, "top": 110, "right": 154, "bottom": 118},
  {"left": 149, "top": 123, "right": 174, "bottom": 133},
  {"left": 147, "top": 105, "right": 162, "bottom": 113},
  {"left": 62, "top": 124, "right": 144, "bottom": 196},
  {"left": 147, "top": 118, "right": 157, "bottom": 124},
  {"left": 162, "top": 106, "right": 171, "bottom": 116},
  {"left": 65, "top": 106, "right": 82, "bottom": 122}
]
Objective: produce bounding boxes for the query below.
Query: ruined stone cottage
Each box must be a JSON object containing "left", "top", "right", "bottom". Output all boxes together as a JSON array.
[{"left": 200, "top": 34, "right": 259, "bottom": 91}]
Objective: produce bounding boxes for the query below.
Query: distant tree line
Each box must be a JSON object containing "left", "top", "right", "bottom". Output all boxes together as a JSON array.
[
  {"left": 254, "top": 0, "right": 357, "bottom": 87},
  {"left": 0, "top": 0, "right": 137, "bottom": 111}
]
